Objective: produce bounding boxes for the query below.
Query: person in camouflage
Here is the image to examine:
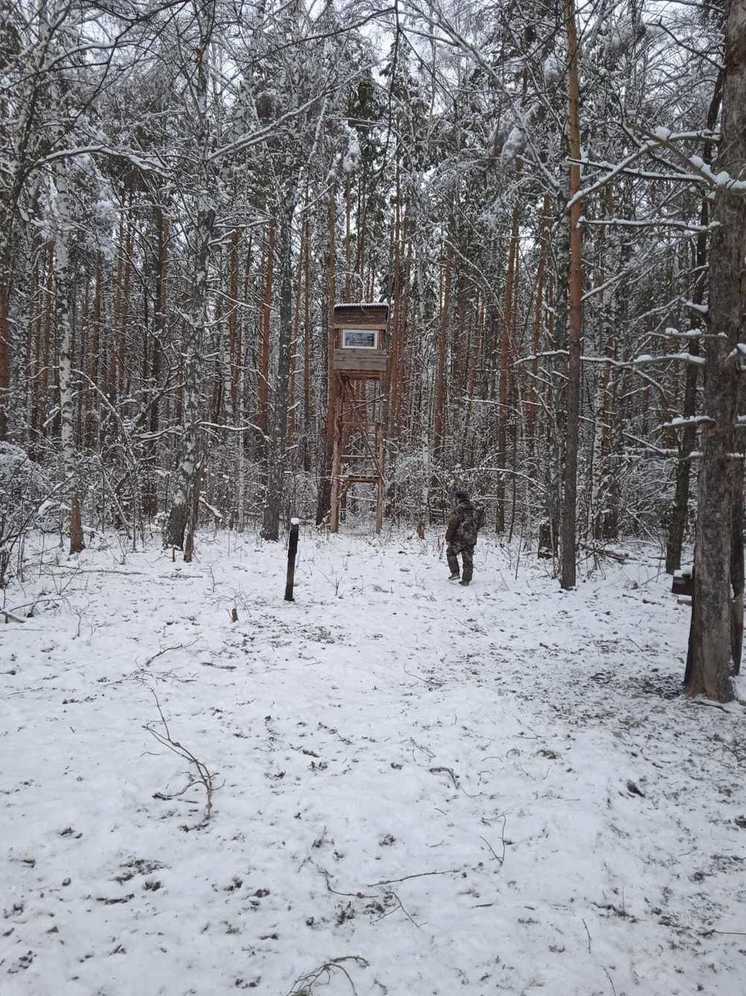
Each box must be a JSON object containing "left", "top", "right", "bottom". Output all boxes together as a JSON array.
[{"left": 446, "top": 490, "right": 478, "bottom": 586}]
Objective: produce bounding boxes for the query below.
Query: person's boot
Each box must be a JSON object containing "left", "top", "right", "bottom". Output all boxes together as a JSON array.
[
  {"left": 459, "top": 578, "right": 471, "bottom": 586},
  {"left": 448, "top": 573, "right": 460, "bottom": 581}
]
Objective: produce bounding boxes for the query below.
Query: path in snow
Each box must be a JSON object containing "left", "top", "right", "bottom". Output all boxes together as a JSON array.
[{"left": 2, "top": 529, "right": 746, "bottom": 995}]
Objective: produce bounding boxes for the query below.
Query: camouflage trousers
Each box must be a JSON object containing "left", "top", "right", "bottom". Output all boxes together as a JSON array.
[{"left": 447, "top": 542, "right": 475, "bottom": 582}]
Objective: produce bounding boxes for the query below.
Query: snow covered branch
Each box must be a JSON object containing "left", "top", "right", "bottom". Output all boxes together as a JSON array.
[
  {"left": 579, "top": 217, "right": 715, "bottom": 234},
  {"left": 662, "top": 415, "right": 716, "bottom": 430},
  {"left": 633, "top": 352, "right": 705, "bottom": 367}
]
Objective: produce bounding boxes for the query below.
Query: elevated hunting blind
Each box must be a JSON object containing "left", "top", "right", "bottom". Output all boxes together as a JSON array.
[
  {"left": 332, "top": 303, "right": 389, "bottom": 377},
  {"left": 330, "top": 302, "right": 389, "bottom": 533}
]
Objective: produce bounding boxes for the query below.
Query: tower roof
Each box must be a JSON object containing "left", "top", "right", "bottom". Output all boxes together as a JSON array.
[{"left": 333, "top": 303, "right": 389, "bottom": 328}]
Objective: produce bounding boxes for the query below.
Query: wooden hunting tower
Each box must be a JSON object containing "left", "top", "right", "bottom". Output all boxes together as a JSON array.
[{"left": 330, "top": 302, "right": 389, "bottom": 533}]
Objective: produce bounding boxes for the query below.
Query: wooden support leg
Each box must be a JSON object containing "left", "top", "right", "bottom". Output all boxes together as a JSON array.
[
  {"left": 376, "top": 423, "right": 384, "bottom": 534},
  {"left": 330, "top": 391, "right": 342, "bottom": 533}
]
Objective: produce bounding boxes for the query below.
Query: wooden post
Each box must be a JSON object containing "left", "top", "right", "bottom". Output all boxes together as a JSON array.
[
  {"left": 376, "top": 422, "right": 384, "bottom": 534},
  {"left": 284, "top": 518, "right": 300, "bottom": 601},
  {"left": 330, "top": 388, "right": 342, "bottom": 532}
]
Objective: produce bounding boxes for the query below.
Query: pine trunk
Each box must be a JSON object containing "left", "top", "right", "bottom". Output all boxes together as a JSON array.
[
  {"left": 686, "top": 0, "right": 746, "bottom": 701},
  {"left": 666, "top": 74, "right": 723, "bottom": 573},
  {"left": 316, "top": 188, "right": 336, "bottom": 525},
  {"left": 527, "top": 196, "right": 551, "bottom": 449},
  {"left": 0, "top": 284, "right": 9, "bottom": 441},
  {"left": 560, "top": 0, "right": 584, "bottom": 590},
  {"left": 433, "top": 250, "right": 451, "bottom": 460},
  {"left": 302, "top": 212, "right": 312, "bottom": 472},
  {"left": 257, "top": 223, "right": 275, "bottom": 446},
  {"left": 497, "top": 204, "right": 520, "bottom": 533},
  {"left": 262, "top": 200, "right": 294, "bottom": 540}
]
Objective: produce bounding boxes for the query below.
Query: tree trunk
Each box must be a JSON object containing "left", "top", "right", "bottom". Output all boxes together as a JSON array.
[
  {"left": 560, "top": 0, "right": 584, "bottom": 590},
  {"left": 665, "top": 72, "right": 724, "bottom": 573},
  {"left": 433, "top": 249, "right": 451, "bottom": 461},
  {"left": 54, "top": 215, "right": 84, "bottom": 555},
  {"left": 228, "top": 227, "right": 241, "bottom": 417},
  {"left": 39, "top": 242, "right": 54, "bottom": 450},
  {"left": 731, "top": 469, "right": 744, "bottom": 676},
  {"left": 143, "top": 207, "right": 168, "bottom": 519},
  {"left": 257, "top": 222, "right": 275, "bottom": 447},
  {"left": 0, "top": 284, "right": 9, "bottom": 441},
  {"left": 262, "top": 199, "right": 294, "bottom": 541},
  {"left": 166, "top": 17, "right": 215, "bottom": 559},
  {"left": 166, "top": 201, "right": 213, "bottom": 555},
  {"left": 302, "top": 211, "right": 312, "bottom": 472},
  {"left": 288, "top": 220, "right": 304, "bottom": 451},
  {"left": 118, "top": 200, "right": 134, "bottom": 399},
  {"left": 387, "top": 158, "right": 403, "bottom": 445},
  {"left": 497, "top": 202, "right": 520, "bottom": 533},
  {"left": 316, "top": 188, "right": 336, "bottom": 525},
  {"left": 685, "top": 0, "right": 746, "bottom": 701},
  {"left": 527, "top": 195, "right": 551, "bottom": 451}
]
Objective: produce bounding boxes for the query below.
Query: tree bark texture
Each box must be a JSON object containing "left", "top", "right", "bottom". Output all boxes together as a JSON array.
[
  {"left": 262, "top": 200, "right": 294, "bottom": 540},
  {"left": 686, "top": 0, "right": 746, "bottom": 701},
  {"left": 560, "top": 0, "right": 584, "bottom": 590},
  {"left": 497, "top": 202, "right": 520, "bottom": 533},
  {"left": 315, "top": 188, "right": 336, "bottom": 525},
  {"left": 665, "top": 72, "right": 723, "bottom": 574},
  {"left": 257, "top": 222, "right": 275, "bottom": 448},
  {"left": 428, "top": 248, "right": 450, "bottom": 508},
  {"left": 0, "top": 285, "right": 9, "bottom": 441}
]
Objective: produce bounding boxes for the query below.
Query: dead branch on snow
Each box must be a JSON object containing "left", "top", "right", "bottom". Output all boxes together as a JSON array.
[{"left": 143, "top": 687, "right": 216, "bottom": 830}]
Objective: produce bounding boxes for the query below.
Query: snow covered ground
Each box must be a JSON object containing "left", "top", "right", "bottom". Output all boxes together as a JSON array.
[{"left": 2, "top": 527, "right": 746, "bottom": 996}]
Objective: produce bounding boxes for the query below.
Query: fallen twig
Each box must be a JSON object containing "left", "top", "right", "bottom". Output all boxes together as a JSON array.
[
  {"left": 366, "top": 869, "right": 460, "bottom": 888},
  {"left": 142, "top": 642, "right": 196, "bottom": 669},
  {"left": 701, "top": 928, "right": 746, "bottom": 936},
  {"left": 47, "top": 568, "right": 149, "bottom": 577},
  {"left": 580, "top": 543, "right": 631, "bottom": 563},
  {"left": 480, "top": 817, "right": 507, "bottom": 867},
  {"left": 392, "top": 890, "right": 422, "bottom": 929},
  {"left": 287, "top": 955, "right": 369, "bottom": 996},
  {"left": 200, "top": 660, "right": 237, "bottom": 671},
  {"left": 3, "top": 595, "right": 63, "bottom": 617},
  {"left": 402, "top": 664, "right": 444, "bottom": 689},
  {"left": 321, "top": 868, "right": 377, "bottom": 900},
  {"left": 144, "top": 687, "right": 216, "bottom": 830},
  {"left": 429, "top": 765, "right": 460, "bottom": 789},
  {"left": 603, "top": 966, "right": 617, "bottom": 996},
  {"left": 1, "top": 608, "right": 26, "bottom": 624}
]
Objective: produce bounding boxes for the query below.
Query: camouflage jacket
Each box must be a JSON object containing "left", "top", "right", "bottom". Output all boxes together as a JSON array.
[{"left": 446, "top": 499, "right": 478, "bottom": 547}]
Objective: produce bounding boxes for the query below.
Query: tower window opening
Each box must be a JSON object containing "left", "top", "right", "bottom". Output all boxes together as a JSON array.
[{"left": 342, "top": 329, "right": 377, "bottom": 349}]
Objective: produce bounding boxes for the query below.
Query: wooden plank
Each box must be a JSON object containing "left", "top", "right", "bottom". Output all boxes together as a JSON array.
[
  {"left": 284, "top": 519, "right": 299, "bottom": 601},
  {"left": 376, "top": 424, "right": 384, "bottom": 534},
  {"left": 336, "top": 372, "right": 384, "bottom": 382},
  {"left": 333, "top": 349, "right": 387, "bottom": 372},
  {"left": 333, "top": 322, "right": 387, "bottom": 331},
  {"left": 333, "top": 304, "right": 388, "bottom": 327},
  {"left": 330, "top": 394, "right": 342, "bottom": 533}
]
